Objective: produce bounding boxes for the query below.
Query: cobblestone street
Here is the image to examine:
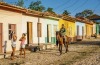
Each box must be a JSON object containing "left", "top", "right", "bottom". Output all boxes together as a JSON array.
[{"left": 0, "top": 39, "right": 100, "bottom": 65}]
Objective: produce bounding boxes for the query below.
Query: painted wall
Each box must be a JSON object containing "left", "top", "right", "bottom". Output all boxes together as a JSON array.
[
  {"left": 93, "top": 19, "right": 100, "bottom": 35},
  {"left": 22, "top": 15, "right": 59, "bottom": 44},
  {"left": 85, "top": 24, "right": 93, "bottom": 37},
  {"left": 0, "top": 8, "right": 59, "bottom": 52},
  {"left": 40, "top": 18, "right": 59, "bottom": 44},
  {"left": 0, "top": 9, "right": 22, "bottom": 52},
  {"left": 93, "top": 23, "right": 96, "bottom": 34},
  {"left": 75, "top": 21, "right": 85, "bottom": 39},
  {"left": 59, "top": 19, "right": 76, "bottom": 41},
  {"left": 96, "top": 24, "right": 100, "bottom": 35}
]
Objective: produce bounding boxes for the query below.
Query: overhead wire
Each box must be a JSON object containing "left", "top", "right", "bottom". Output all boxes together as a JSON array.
[
  {"left": 58, "top": 0, "right": 79, "bottom": 13},
  {"left": 54, "top": 0, "right": 71, "bottom": 11},
  {"left": 72, "top": 0, "right": 89, "bottom": 13},
  {"left": 93, "top": 0, "right": 100, "bottom": 13}
]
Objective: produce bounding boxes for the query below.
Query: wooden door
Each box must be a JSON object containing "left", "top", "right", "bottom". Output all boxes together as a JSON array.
[
  {"left": 86, "top": 25, "right": 88, "bottom": 36},
  {"left": 82, "top": 26, "right": 84, "bottom": 39},
  {"left": 77, "top": 25, "right": 79, "bottom": 36},
  {"left": 27, "top": 22, "right": 33, "bottom": 44},
  {"left": 37, "top": 23, "right": 42, "bottom": 37},
  {"left": 0, "top": 23, "right": 2, "bottom": 53},
  {"left": 47, "top": 24, "right": 51, "bottom": 43}
]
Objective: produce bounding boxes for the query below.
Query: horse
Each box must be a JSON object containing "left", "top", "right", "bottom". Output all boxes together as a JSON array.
[{"left": 56, "top": 31, "right": 71, "bottom": 55}]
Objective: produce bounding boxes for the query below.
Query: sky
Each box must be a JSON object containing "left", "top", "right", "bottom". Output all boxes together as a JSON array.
[{"left": 4, "top": 0, "right": 100, "bottom": 17}]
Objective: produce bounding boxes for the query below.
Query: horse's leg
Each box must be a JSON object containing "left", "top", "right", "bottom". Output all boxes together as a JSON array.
[
  {"left": 66, "top": 38, "right": 70, "bottom": 52},
  {"left": 66, "top": 42, "right": 69, "bottom": 52},
  {"left": 63, "top": 37, "right": 67, "bottom": 53},
  {"left": 59, "top": 44, "right": 62, "bottom": 55},
  {"left": 60, "top": 44, "right": 62, "bottom": 55}
]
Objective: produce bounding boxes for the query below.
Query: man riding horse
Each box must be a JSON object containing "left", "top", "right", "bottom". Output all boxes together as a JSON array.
[{"left": 59, "top": 24, "right": 68, "bottom": 53}]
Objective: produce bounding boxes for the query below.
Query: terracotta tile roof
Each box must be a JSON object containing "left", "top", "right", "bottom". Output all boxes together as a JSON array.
[
  {"left": 87, "top": 15, "right": 100, "bottom": 20},
  {"left": 0, "top": 2, "right": 77, "bottom": 22},
  {"left": 76, "top": 17, "right": 93, "bottom": 25},
  {"left": 59, "top": 15, "right": 76, "bottom": 22}
]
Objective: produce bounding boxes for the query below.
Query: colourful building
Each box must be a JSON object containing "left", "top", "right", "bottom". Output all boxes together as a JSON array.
[
  {"left": 59, "top": 16, "right": 76, "bottom": 42},
  {"left": 85, "top": 23, "right": 93, "bottom": 38},
  {"left": 76, "top": 17, "right": 93, "bottom": 39},
  {"left": 0, "top": 2, "right": 59, "bottom": 53},
  {"left": 88, "top": 15, "right": 100, "bottom": 36},
  {"left": 75, "top": 18, "right": 85, "bottom": 40}
]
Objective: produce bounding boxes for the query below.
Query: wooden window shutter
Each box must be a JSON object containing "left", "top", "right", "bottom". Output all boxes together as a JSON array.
[
  {"left": 37, "top": 23, "right": 42, "bottom": 37},
  {"left": 11, "top": 24, "right": 16, "bottom": 33},
  {"left": 8, "top": 24, "right": 16, "bottom": 40}
]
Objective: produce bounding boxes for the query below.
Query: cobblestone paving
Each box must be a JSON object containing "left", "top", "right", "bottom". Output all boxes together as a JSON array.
[{"left": 0, "top": 40, "right": 100, "bottom": 65}]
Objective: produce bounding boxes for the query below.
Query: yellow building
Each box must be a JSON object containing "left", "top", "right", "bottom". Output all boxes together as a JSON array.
[
  {"left": 85, "top": 23, "right": 93, "bottom": 38},
  {"left": 59, "top": 18, "right": 76, "bottom": 42}
]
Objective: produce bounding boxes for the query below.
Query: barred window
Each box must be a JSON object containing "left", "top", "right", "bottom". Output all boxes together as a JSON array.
[{"left": 8, "top": 24, "right": 16, "bottom": 40}]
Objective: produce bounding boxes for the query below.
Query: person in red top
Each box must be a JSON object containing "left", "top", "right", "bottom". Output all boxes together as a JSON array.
[{"left": 19, "top": 33, "right": 26, "bottom": 58}]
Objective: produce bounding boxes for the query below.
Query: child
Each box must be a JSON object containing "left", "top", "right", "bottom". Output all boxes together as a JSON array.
[
  {"left": 19, "top": 33, "right": 26, "bottom": 58},
  {"left": 11, "top": 32, "right": 17, "bottom": 60}
]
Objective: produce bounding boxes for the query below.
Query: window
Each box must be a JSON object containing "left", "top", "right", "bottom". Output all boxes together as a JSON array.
[
  {"left": 8, "top": 24, "right": 16, "bottom": 40},
  {"left": 37, "top": 23, "right": 42, "bottom": 37}
]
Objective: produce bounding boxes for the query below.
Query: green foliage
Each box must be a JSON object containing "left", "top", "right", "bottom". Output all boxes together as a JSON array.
[
  {"left": 75, "top": 9, "right": 94, "bottom": 18},
  {"left": 75, "top": 12, "right": 84, "bottom": 17},
  {"left": 62, "top": 10, "right": 70, "bottom": 16},
  {"left": 16, "top": 0, "right": 24, "bottom": 7},
  {"left": 46, "top": 7, "right": 55, "bottom": 13},
  {"left": 28, "top": 1, "right": 45, "bottom": 12}
]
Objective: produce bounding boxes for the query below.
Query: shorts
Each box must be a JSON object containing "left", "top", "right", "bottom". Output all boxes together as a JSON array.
[
  {"left": 20, "top": 44, "right": 25, "bottom": 48},
  {"left": 11, "top": 43, "right": 16, "bottom": 48}
]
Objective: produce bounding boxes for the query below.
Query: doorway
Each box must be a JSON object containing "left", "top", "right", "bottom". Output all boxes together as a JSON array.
[
  {"left": 0, "top": 23, "right": 3, "bottom": 53},
  {"left": 47, "top": 24, "right": 51, "bottom": 43},
  {"left": 27, "top": 22, "right": 33, "bottom": 44},
  {"left": 82, "top": 26, "right": 84, "bottom": 39}
]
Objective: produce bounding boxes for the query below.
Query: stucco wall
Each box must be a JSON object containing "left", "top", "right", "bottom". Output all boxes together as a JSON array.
[
  {"left": 59, "top": 19, "right": 75, "bottom": 37},
  {"left": 22, "top": 15, "right": 59, "bottom": 44},
  {"left": 0, "top": 9, "right": 22, "bottom": 52},
  {"left": 86, "top": 24, "right": 93, "bottom": 37},
  {"left": 75, "top": 22, "right": 85, "bottom": 36}
]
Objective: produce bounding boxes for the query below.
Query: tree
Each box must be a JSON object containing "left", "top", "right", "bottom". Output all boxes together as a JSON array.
[
  {"left": 75, "top": 9, "right": 94, "bottom": 18},
  {"left": 28, "top": 1, "right": 45, "bottom": 12},
  {"left": 16, "top": 0, "right": 24, "bottom": 7},
  {"left": 75, "top": 12, "right": 84, "bottom": 17},
  {"left": 82, "top": 10, "right": 93, "bottom": 17},
  {"left": 62, "top": 10, "right": 70, "bottom": 16},
  {"left": 45, "top": 7, "right": 55, "bottom": 13}
]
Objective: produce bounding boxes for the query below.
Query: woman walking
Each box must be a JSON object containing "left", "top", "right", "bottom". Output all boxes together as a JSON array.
[
  {"left": 19, "top": 33, "right": 26, "bottom": 58},
  {"left": 11, "top": 31, "right": 17, "bottom": 60}
]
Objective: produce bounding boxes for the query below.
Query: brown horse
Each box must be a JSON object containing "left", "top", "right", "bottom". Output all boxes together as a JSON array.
[{"left": 56, "top": 32, "right": 70, "bottom": 55}]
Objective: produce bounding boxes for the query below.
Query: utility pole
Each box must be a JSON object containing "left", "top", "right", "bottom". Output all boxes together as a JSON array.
[{"left": 38, "top": 17, "right": 40, "bottom": 51}]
